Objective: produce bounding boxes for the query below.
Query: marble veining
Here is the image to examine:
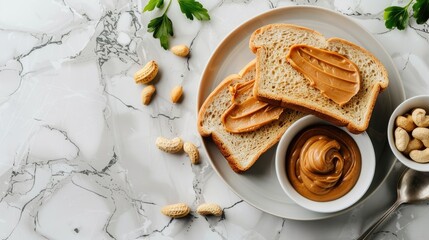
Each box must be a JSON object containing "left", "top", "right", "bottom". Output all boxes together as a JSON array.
[{"left": 0, "top": 0, "right": 428, "bottom": 239}]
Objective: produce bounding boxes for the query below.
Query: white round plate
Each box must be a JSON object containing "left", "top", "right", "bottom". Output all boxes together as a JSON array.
[{"left": 197, "top": 6, "right": 405, "bottom": 220}]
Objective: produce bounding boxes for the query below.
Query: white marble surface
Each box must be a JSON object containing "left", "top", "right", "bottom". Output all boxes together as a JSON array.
[{"left": 0, "top": 0, "right": 428, "bottom": 239}]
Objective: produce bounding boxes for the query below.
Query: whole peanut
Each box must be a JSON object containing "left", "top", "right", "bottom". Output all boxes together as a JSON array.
[
  {"left": 183, "top": 142, "right": 199, "bottom": 164},
  {"left": 134, "top": 60, "right": 158, "bottom": 84},
  {"left": 156, "top": 137, "right": 183, "bottom": 153},
  {"left": 196, "top": 203, "right": 223, "bottom": 216},
  {"left": 161, "top": 203, "right": 190, "bottom": 218}
]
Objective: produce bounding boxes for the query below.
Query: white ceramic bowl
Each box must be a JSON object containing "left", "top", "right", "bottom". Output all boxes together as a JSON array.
[
  {"left": 387, "top": 95, "right": 429, "bottom": 171},
  {"left": 275, "top": 115, "right": 376, "bottom": 213}
]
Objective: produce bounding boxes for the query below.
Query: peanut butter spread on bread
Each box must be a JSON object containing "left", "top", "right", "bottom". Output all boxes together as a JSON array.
[
  {"left": 286, "top": 44, "right": 361, "bottom": 106},
  {"left": 221, "top": 80, "right": 284, "bottom": 133}
]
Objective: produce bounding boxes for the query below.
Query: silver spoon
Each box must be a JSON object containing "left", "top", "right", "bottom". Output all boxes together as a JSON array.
[{"left": 357, "top": 168, "right": 429, "bottom": 240}]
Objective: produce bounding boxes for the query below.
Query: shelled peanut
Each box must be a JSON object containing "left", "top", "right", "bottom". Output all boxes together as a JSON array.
[
  {"left": 394, "top": 108, "right": 429, "bottom": 163},
  {"left": 170, "top": 85, "right": 183, "bottom": 103},
  {"left": 170, "top": 44, "right": 190, "bottom": 57}
]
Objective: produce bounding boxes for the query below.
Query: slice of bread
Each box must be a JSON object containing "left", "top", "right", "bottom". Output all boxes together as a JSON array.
[
  {"left": 198, "top": 60, "right": 305, "bottom": 173},
  {"left": 249, "top": 24, "right": 389, "bottom": 134}
]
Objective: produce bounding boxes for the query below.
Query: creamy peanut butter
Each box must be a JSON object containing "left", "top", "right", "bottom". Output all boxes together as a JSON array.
[
  {"left": 286, "top": 125, "right": 361, "bottom": 201},
  {"left": 286, "top": 44, "right": 361, "bottom": 106},
  {"left": 221, "top": 80, "right": 284, "bottom": 133}
]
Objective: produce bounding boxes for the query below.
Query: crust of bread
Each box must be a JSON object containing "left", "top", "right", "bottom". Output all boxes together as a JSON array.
[
  {"left": 197, "top": 73, "right": 240, "bottom": 136},
  {"left": 210, "top": 131, "right": 257, "bottom": 173},
  {"left": 249, "top": 23, "right": 324, "bottom": 53},
  {"left": 250, "top": 24, "right": 389, "bottom": 134}
]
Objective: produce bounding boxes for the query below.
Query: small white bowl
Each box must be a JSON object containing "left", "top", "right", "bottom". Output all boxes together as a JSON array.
[
  {"left": 387, "top": 95, "right": 429, "bottom": 171},
  {"left": 275, "top": 115, "right": 375, "bottom": 213}
]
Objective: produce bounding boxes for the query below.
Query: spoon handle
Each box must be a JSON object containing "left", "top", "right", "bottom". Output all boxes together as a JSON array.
[{"left": 356, "top": 200, "right": 402, "bottom": 240}]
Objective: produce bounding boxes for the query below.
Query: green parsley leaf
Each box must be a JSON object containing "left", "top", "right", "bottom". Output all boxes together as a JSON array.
[
  {"left": 147, "top": 13, "right": 174, "bottom": 49},
  {"left": 177, "top": 0, "right": 210, "bottom": 21},
  {"left": 413, "top": 0, "right": 429, "bottom": 24},
  {"left": 144, "top": 0, "right": 164, "bottom": 12},
  {"left": 384, "top": 6, "right": 410, "bottom": 30},
  {"left": 143, "top": 0, "right": 210, "bottom": 49}
]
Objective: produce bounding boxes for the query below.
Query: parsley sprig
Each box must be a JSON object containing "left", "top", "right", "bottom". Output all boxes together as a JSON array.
[
  {"left": 384, "top": 0, "right": 429, "bottom": 30},
  {"left": 144, "top": 0, "right": 210, "bottom": 49}
]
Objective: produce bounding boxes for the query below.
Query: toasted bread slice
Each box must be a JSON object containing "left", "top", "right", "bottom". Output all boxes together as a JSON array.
[
  {"left": 249, "top": 24, "right": 389, "bottom": 133},
  {"left": 197, "top": 60, "right": 304, "bottom": 173}
]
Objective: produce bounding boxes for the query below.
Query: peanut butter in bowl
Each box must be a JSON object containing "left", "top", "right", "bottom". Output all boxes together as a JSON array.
[
  {"left": 286, "top": 125, "right": 361, "bottom": 202},
  {"left": 275, "top": 115, "right": 375, "bottom": 213}
]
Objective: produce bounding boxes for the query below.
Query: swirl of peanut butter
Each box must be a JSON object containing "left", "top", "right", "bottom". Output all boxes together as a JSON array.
[
  {"left": 287, "top": 125, "right": 361, "bottom": 202},
  {"left": 299, "top": 136, "right": 344, "bottom": 195},
  {"left": 286, "top": 44, "right": 361, "bottom": 106},
  {"left": 221, "top": 80, "right": 284, "bottom": 133}
]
